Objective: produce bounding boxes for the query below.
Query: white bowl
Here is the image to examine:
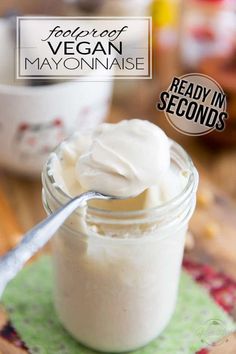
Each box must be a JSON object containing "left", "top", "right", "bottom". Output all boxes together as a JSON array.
[{"left": 0, "top": 19, "right": 113, "bottom": 176}]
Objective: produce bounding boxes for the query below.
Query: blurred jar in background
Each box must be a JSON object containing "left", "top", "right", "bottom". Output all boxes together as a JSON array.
[
  {"left": 0, "top": 3, "right": 114, "bottom": 176},
  {"left": 152, "top": 0, "right": 182, "bottom": 90},
  {"left": 180, "top": 0, "right": 236, "bottom": 147},
  {"left": 180, "top": 0, "right": 235, "bottom": 72}
]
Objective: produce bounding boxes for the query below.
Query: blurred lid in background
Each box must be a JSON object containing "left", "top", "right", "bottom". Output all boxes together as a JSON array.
[{"left": 63, "top": 0, "right": 152, "bottom": 16}]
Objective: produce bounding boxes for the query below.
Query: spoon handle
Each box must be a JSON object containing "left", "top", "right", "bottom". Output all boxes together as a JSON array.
[{"left": 0, "top": 191, "right": 109, "bottom": 298}]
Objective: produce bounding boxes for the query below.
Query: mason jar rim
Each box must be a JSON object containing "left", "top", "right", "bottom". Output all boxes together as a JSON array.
[{"left": 42, "top": 137, "right": 198, "bottom": 221}]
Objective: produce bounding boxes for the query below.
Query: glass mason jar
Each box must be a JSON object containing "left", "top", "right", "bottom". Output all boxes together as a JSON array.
[{"left": 42, "top": 138, "right": 198, "bottom": 353}]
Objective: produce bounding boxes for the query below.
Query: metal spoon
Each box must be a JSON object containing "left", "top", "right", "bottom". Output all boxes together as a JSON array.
[{"left": 0, "top": 191, "right": 120, "bottom": 298}]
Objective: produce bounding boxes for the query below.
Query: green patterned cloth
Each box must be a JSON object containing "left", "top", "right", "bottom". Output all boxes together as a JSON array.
[{"left": 2, "top": 257, "right": 235, "bottom": 354}]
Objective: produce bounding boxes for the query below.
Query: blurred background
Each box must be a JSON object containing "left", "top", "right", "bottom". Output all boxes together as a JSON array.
[{"left": 0, "top": 0, "right": 235, "bottom": 285}]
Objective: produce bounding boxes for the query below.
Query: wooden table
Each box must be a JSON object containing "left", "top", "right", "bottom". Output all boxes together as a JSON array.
[
  {"left": 1, "top": 101, "right": 236, "bottom": 276},
  {"left": 0, "top": 88, "right": 236, "bottom": 352},
  {"left": 0, "top": 0, "right": 235, "bottom": 346},
  {"left": 0, "top": 0, "right": 234, "bottom": 351}
]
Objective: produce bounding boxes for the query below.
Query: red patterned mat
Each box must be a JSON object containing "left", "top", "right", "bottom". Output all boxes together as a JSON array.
[
  {"left": 1, "top": 259, "right": 236, "bottom": 353},
  {"left": 183, "top": 259, "right": 236, "bottom": 353}
]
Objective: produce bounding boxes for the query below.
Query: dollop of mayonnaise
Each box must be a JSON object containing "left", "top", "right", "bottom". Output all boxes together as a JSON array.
[
  {"left": 51, "top": 119, "right": 188, "bottom": 210},
  {"left": 76, "top": 119, "right": 170, "bottom": 197}
]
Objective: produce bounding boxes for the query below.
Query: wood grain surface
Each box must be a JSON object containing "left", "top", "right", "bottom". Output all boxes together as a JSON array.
[{"left": 0, "top": 105, "right": 235, "bottom": 353}]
